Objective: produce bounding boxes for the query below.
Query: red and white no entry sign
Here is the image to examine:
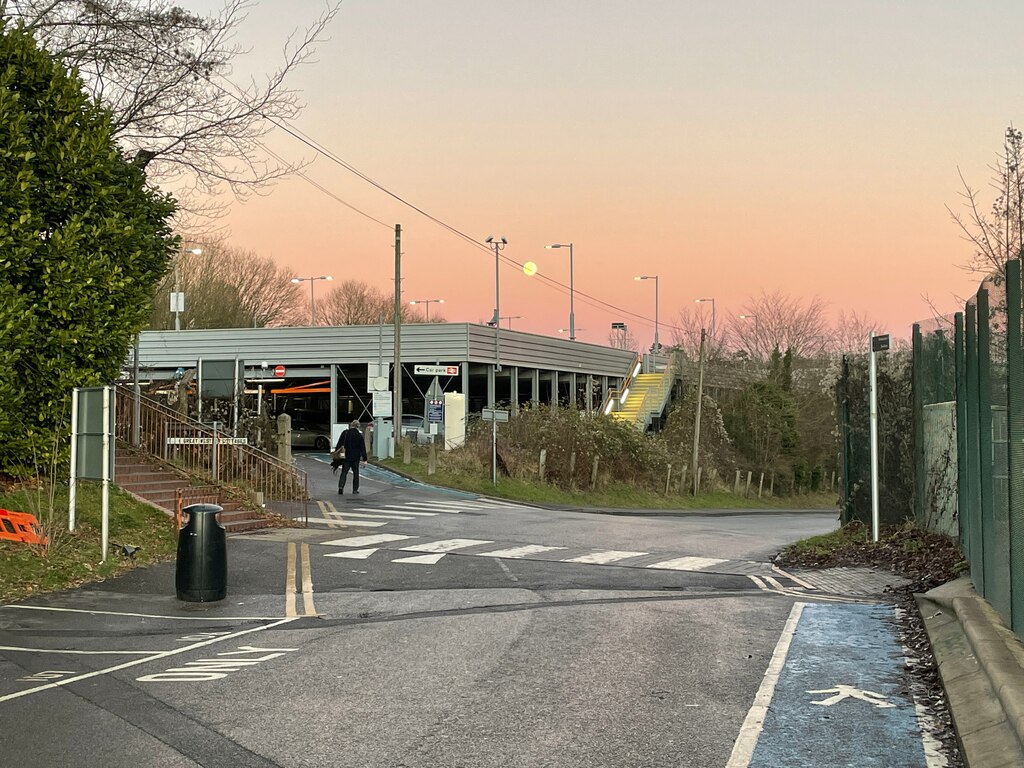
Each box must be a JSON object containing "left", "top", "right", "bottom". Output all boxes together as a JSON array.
[{"left": 274, "top": 365, "right": 286, "bottom": 377}]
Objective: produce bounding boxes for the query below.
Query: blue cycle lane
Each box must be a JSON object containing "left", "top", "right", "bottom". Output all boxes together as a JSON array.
[{"left": 729, "top": 602, "right": 944, "bottom": 768}]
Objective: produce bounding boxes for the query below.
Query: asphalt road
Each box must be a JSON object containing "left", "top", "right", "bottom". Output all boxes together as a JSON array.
[{"left": 0, "top": 455, "right": 949, "bottom": 767}]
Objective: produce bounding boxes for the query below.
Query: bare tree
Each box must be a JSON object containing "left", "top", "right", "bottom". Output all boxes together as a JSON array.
[
  {"left": 670, "top": 305, "right": 730, "bottom": 360},
  {"left": 148, "top": 238, "right": 301, "bottom": 329},
  {"left": 607, "top": 325, "right": 638, "bottom": 352},
  {"left": 732, "top": 291, "right": 831, "bottom": 359},
  {"left": 948, "top": 126, "right": 1024, "bottom": 279},
  {"left": 3, "top": 0, "right": 339, "bottom": 217},
  {"left": 316, "top": 281, "right": 432, "bottom": 326},
  {"left": 830, "top": 309, "right": 882, "bottom": 354}
]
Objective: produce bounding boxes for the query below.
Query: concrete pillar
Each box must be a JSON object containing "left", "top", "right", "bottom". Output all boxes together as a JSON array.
[
  {"left": 462, "top": 360, "right": 470, "bottom": 402},
  {"left": 570, "top": 372, "right": 577, "bottom": 408},
  {"left": 531, "top": 369, "right": 540, "bottom": 406},
  {"left": 551, "top": 371, "right": 559, "bottom": 410},
  {"left": 586, "top": 376, "right": 594, "bottom": 413},
  {"left": 511, "top": 366, "right": 519, "bottom": 409}
]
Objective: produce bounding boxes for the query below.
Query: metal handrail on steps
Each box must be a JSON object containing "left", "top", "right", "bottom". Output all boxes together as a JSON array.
[{"left": 114, "top": 384, "right": 307, "bottom": 505}]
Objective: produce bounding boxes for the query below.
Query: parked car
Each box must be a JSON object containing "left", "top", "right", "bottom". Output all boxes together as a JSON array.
[{"left": 290, "top": 421, "right": 332, "bottom": 451}]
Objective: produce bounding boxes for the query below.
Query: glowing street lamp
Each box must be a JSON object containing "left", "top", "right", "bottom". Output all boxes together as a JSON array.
[
  {"left": 634, "top": 275, "right": 660, "bottom": 352},
  {"left": 696, "top": 297, "right": 716, "bottom": 336},
  {"left": 739, "top": 313, "right": 759, "bottom": 358},
  {"left": 545, "top": 242, "right": 575, "bottom": 340},
  {"left": 409, "top": 298, "right": 445, "bottom": 321},
  {"left": 290, "top": 275, "right": 333, "bottom": 326}
]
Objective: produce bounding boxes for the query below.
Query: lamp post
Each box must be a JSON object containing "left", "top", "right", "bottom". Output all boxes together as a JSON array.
[
  {"left": 501, "top": 315, "right": 523, "bottom": 329},
  {"left": 409, "top": 298, "right": 444, "bottom": 321},
  {"left": 696, "top": 297, "right": 716, "bottom": 337},
  {"left": 485, "top": 236, "right": 507, "bottom": 486},
  {"left": 546, "top": 242, "right": 575, "bottom": 340},
  {"left": 739, "top": 313, "right": 759, "bottom": 359},
  {"left": 634, "top": 275, "right": 660, "bottom": 353},
  {"left": 290, "top": 275, "right": 333, "bottom": 326},
  {"left": 173, "top": 246, "right": 202, "bottom": 331}
]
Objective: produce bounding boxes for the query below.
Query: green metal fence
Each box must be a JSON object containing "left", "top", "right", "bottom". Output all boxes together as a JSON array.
[{"left": 914, "top": 258, "right": 1024, "bottom": 635}]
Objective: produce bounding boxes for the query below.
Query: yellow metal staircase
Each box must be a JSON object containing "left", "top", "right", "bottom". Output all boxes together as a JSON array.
[{"left": 610, "top": 370, "right": 673, "bottom": 430}]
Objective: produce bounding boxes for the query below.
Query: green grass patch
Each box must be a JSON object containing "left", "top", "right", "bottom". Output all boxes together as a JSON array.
[
  {"left": 0, "top": 480, "right": 178, "bottom": 603},
  {"left": 377, "top": 454, "right": 838, "bottom": 511},
  {"left": 780, "top": 521, "right": 870, "bottom": 559}
]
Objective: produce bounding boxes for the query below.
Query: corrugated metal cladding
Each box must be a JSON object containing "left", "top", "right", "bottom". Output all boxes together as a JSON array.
[{"left": 138, "top": 323, "right": 635, "bottom": 378}]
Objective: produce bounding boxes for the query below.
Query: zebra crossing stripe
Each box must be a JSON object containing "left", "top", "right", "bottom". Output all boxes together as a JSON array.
[
  {"left": 564, "top": 550, "right": 648, "bottom": 565},
  {"left": 324, "top": 548, "right": 378, "bottom": 559},
  {"left": 334, "top": 512, "right": 416, "bottom": 521},
  {"left": 474, "top": 544, "right": 567, "bottom": 559},
  {"left": 350, "top": 507, "right": 438, "bottom": 517},
  {"left": 305, "top": 518, "right": 389, "bottom": 528},
  {"left": 322, "top": 534, "right": 415, "bottom": 547},
  {"left": 646, "top": 556, "right": 728, "bottom": 571},
  {"left": 400, "top": 539, "right": 494, "bottom": 553},
  {"left": 392, "top": 553, "right": 446, "bottom": 565}
]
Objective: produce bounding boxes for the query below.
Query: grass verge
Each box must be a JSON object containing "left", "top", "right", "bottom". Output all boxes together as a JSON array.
[
  {"left": 0, "top": 480, "right": 178, "bottom": 604},
  {"left": 377, "top": 454, "right": 838, "bottom": 511}
]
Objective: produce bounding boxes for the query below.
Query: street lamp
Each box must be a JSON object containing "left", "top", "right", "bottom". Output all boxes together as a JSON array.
[
  {"left": 409, "top": 298, "right": 444, "bottom": 321},
  {"left": 739, "top": 313, "right": 759, "bottom": 359},
  {"left": 634, "top": 275, "right": 660, "bottom": 353},
  {"left": 558, "top": 327, "right": 585, "bottom": 335},
  {"left": 545, "top": 242, "right": 575, "bottom": 340},
  {"left": 290, "top": 275, "right": 333, "bottom": 326},
  {"left": 172, "top": 246, "right": 202, "bottom": 331},
  {"left": 485, "top": 235, "right": 507, "bottom": 486},
  {"left": 501, "top": 315, "right": 523, "bottom": 329},
  {"left": 696, "top": 297, "right": 716, "bottom": 336}
]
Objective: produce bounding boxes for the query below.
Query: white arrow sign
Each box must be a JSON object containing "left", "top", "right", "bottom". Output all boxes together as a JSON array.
[{"left": 807, "top": 685, "right": 895, "bottom": 708}]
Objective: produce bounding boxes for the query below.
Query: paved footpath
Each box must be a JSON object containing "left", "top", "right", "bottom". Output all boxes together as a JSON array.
[{"left": 728, "top": 602, "right": 944, "bottom": 768}]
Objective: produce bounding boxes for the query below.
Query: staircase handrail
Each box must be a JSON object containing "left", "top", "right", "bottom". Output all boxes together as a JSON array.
[
  {"left": 601, "top": 351, "right": 643, "bottom": 416},
  {"left": 115, "top": 384, "right": 307, "bottom": 502}
]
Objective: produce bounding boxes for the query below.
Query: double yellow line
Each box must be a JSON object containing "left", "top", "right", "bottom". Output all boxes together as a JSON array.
[{"left": 285, "top": 542, "right": 317, "bottom": 617}]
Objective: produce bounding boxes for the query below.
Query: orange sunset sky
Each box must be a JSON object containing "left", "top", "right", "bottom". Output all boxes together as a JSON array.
[{"left": 175, "top": 0, "right": 1014, "bottom": 350}]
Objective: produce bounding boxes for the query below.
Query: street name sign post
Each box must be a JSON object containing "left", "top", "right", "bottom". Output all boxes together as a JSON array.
[{"left": 869, "top": 332, "right": 891, "bottom": 542}]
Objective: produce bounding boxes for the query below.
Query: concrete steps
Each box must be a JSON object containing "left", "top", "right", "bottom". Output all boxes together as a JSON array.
[{"left": 114, "top": 448, "right": 273, "bottom": 533}]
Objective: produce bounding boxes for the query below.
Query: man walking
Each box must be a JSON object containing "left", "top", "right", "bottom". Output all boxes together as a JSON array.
[{"left": 334, "top": 420, "right": 368, "bottom": 495}]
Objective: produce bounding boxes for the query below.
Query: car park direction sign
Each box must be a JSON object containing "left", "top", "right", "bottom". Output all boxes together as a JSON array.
[{"left": 414, "top": 365, "right": 460, "bottom": 376}]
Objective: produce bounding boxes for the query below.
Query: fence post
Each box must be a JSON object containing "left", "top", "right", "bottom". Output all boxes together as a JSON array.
[
  {"left": 696, "top": 466, "right": 703, "bottom": 494},
  {"left": 591, "top": 456, "right": 599, "bottom": 489},
  {"left": 733, "top": 470, "right": 742, "bottom": 494},
  {"left": 428, "top": 443, "right": 436, "bottom": 475},
  {"left": 666, "top": 463, "right": 673, "bottom": 494},
  {"left": 745, "top": 470, "right": 753, "bottom": 497},
  {"left": 1007, "top": 259, "right": 1024, "bottom": 632},
  {"left": 758, "top": 472, "right": 765, "bottom": 498},
  {"left": 403, "top": 439, "right": 411, "bottom": 465},
  {"left": 569, "top": 451, "right": 577, "bottom": 488},
  {"left": 770, "top": 471, "right": 775, "bottom": 496},
  {"left": 679, "top": 465, "right": 688, "bottom": 496},
  {"left": 539, "top": 448, "right": 547, "bottom": 482}
]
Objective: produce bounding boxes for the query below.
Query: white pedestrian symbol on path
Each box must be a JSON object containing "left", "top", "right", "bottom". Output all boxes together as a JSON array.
[{"left": 807, "top": 685, "right": 895, "bottom": 708}]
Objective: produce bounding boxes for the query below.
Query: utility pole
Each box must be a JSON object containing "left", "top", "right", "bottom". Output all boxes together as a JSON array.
[
  {"left": 691, "top": 327, "right": 706, "bottom": 495},
  {"left": 393, "top": 224, "right": 402, "bottom": 458}
]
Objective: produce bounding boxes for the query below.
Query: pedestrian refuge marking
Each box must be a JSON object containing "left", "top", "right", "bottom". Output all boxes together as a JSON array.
[
  {"left": 565, "top": 550, "right": 648, "bottom": 564},
  {"left": 646, "top": 556, "right": 727, "bottom": 571},
  {"left": 474, "top": 544, "right": 567, "bottom": 559},
  {"left": 322, "top": 534, "right": 415, "bottom": 547},
  {"left": 324, "top": 548, "right": 378, "bottom": 560},
  {"left": 392, "top": 553, "right": 446, "bottom": 565}
]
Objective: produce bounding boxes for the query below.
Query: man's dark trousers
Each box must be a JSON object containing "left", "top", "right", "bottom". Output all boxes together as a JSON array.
[{"left": 339, "top": 459, "right": 361, "bottom": 493}]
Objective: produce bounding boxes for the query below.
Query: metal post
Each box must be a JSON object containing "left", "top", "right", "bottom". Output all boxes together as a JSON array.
[
  {"left": 101, "top": 386, "right": 110, "bottom": 563},
  {"left": 869, "top": 331, "right": 880, "bottom": 542},
  {"left": 309, "top": 280, "right": 316, "bottom": 325},
  {"left": 132, "top": 333, "right": 141, "bottom": 447},
  {"left": 691, "top": 328, "right": 706, "bottom": 494},
  {"left": 654, "top": 276, "right": 660, "bottom": 353},
  {"left": 69, "top": 388, "right": 79, "bottom": 532},
  {"left": 569, "top": 243, "right": 575, "bottom": 341},
  {"left": 393, "top": 225, "right": 402, "bottom": 459}
]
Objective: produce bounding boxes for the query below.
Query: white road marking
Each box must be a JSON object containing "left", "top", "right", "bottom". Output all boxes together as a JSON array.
[
  {"left": 495, "top": 559, "right": 519, "bottom": 582},
  {"left": 0, "top": 618, "right": 298, "bottom": 704},
  {"left": 404, "top": 500, "right": 481, "bottom": 508},
  {"left": 304, "top": 517, "right": 389, "bottom": 527},
  {"left": 392, "top": 553, "right": 446, "bottom": 565},
  {"left": 807, "top": 684, "right": 895, "bottom": 708},
  {"left": 349, "top": 507, "right": 438, "bottom": 516},
  {"left": 772, "top": 564, "right": 817, "bottom": 590},
  {"left": 316, "top": 501, "right": 345, "bottom": 530},
  {"left": 401, "top": 539, "right": 494, "bottom": 553},
  {"left": 323, "top": 548, "right": 378, "bottom": 559},
  {"left": 300, "top": 543, "right": 316, "bottom": 617},
  {"left": 321, "top": 534, "right": 415, "bottom": 547},
  {"left": 645, "top": 556, "right": 727, "bottom": 571},
  {"left": 0, "top": 605, "right": 283, "bottom": 621},
  {"left": 763, "top": 575, "right": 786, "bottom": 591},
  {"left": 1, "top": 646, "right": 169, "bottom": 655},
  {"left": 725, "top": 602, "right": 806, "bottom": 768},
  {"left": 328, "top": 512, "right": 417, "bottom": 520},
  {"left": 564, "top": 550, "right": 648, "bottom": 564},
  {"left": 474, "top": 544, "right": 567, "bottom": 559},
  {"left": 748, "top": 575, "right": 771, "bottom": 592},
  {"left": 392, "top": 503, "right": 463, "bottom": 513}
]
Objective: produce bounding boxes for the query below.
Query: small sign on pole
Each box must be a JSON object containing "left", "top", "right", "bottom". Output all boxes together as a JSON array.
[
  {"left": 868, "top": 331, "right": 890, "bottom": 542},
  {"left": 273, "top": 364, "right": 286, "bottom": 377},
  {"left": 414, "top": 364, "right": 460, "bottom": 376},
  {"left": 481, "top": 408, "right": 510, "bottom": 422}
]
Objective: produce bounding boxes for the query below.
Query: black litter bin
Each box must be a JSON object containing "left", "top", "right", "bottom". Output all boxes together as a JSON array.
[{"left": 175, "top": 503, "right": 227, "bottom": 602}]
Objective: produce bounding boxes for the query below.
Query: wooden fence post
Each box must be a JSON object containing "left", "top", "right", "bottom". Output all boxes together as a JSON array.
[
  {"left": 591, "top": 456, "right": 599, "bottom": 489},
  {"left": 733, "top": 470, "right": 742, "bottom": 494},
  {"left": 745, "top": 470, "right": 752, "bottom": 497},
  {"left": 679, "top": 465, "right": 688, "bottom": 496},
  {"left": 758, "top": 472, "right": 765, "bottom": 498},
  {"left": 665, "top": 463, "right": 673, "bottom": 494},
  {"left": 769, "top": 471, "right": 775, "bottom": 496},
  {"left": 428, "top": 443, "right": 436, "bottom": 475},
  {"left": 403, "top": 440, "right": 411, "bottom": 464},
  {"left": 539, "top": 448, "right": 547, "bottom": 481},
  {"left": 695, "top": 466, "right": 703, "bottom": 494},
  {"left": 569, "top": 451, "right": 576, "bottom": 488}
]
